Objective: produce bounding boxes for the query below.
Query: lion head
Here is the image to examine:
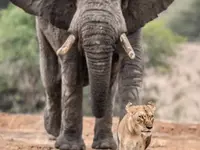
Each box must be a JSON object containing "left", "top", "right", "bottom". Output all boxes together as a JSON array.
[{"left": 125, "top": 102, "right": 156, "bottom": 136}]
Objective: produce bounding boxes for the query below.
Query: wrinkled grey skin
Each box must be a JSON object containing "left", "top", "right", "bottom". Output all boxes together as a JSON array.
[
  {"left": 36, "top": 15, "right": 143, "bottom": 150},
  {"left": 10, "top": 0, "right": 174, "bottom": 149}
]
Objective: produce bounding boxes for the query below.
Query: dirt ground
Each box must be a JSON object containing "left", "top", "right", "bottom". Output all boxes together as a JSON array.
[{"left": 0, "top": 113, "right": 200, "bottom": 150}]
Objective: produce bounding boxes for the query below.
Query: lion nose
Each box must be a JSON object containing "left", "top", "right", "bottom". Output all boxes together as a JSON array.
[{"left": 146, "top": 125, "right": 152, "bottom": 129}]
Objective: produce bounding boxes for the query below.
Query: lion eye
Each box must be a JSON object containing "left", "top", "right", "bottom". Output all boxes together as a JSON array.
[{"left": 139, "top": 115, "right": 143, "bottom": 119}]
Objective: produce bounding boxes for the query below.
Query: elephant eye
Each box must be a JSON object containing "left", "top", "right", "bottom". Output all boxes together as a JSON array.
[{"left": 67, "top": 3, "right": 74, "bottom": 8}]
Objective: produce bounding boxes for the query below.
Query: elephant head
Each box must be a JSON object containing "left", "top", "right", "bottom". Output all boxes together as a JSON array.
[{"left": 10, "top": 0, "right": 174, "bottom": 118}]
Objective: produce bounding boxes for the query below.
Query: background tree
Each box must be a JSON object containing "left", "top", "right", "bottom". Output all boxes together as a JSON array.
[
  {"left": 0, "top": 4, "right": 44, "bottom": 113},
  {"left": 0, "top": 0, "right": 9, "bottom": 10},
  {"left": 168, "top": 0, "right": 200, "bottom": 41},
  {"left": 142, "top": 19, "right": 186, "bottom": 72}
]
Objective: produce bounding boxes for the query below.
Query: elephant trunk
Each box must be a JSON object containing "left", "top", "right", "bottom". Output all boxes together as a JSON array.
[
  {"left": 81, "top": 21, "right": 115, "bottom": 118},
  {"left": 56, "top": 0, "right": 130, "bottom": 118}
]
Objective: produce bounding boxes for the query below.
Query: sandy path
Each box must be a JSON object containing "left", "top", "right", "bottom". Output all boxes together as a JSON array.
[{"left": 0, "top": 113, "right": 200, "bottom": 150}]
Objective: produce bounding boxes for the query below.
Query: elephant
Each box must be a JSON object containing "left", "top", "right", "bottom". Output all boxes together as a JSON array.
[{"left": 9, "top": 0, "right": 174, "bottom": 149}]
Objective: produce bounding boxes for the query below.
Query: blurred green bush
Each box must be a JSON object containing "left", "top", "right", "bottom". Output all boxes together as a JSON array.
[
  {"left": 142, "top": 20, "right": 186, "bottom": 72},
  {"left": 0, "top": 4, "right": 44, "bottom": 113},
  {"left": 0, "top": 0, "right": 9, "bottom": 9},
  {"left": 168, "top": 0, "right": 200, "bottom": 41}
]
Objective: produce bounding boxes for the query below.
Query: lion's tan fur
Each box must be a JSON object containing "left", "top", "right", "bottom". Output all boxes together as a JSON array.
[{"left": 117, "top": 102, "right": 156, "bottom": 150}]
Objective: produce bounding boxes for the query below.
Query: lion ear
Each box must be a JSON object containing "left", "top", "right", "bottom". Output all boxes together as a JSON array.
[
  {"left": 147, "top": 102, "right": 156, "bottom": 112},
  {"left": 123, "top": 0, "right": 174, "bottom": 33},
  {"left": 10, "top": 0, "right": 76, "bottom": 30},
  {"left": 125, "top": 102, "right": 133, "bottom": 113}
]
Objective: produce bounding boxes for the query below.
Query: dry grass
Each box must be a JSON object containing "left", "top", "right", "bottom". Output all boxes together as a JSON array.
[{"left": 143, "top": 43, "right": 200, "bottom": 123}]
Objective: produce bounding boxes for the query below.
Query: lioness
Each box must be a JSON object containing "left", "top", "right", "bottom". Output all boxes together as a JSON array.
[{"left": 117, "top": 102, "right": 156, "bottom": 150}]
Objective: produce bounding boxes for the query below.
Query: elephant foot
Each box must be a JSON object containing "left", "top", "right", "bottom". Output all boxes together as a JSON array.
[
  {"left": 48, "top": 135, "right": 56, "bottom": 141},
  {"left": 92, "top": 136, "right": 117, "bottom": 149},
  {"left": 55, "top": 135, "right": 86, "bottom": 150},
  {"left": 44, "top": 107, "right": 61, "bottom": 137}
]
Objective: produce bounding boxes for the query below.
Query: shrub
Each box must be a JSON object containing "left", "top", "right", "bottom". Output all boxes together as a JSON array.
[
  {"left": 142, "top": 19, "right": 186, "bottom": 72},
  {"left": 168, "top": 0, "right": 200, "bottom": 41},
  {"left": 0, "top": 0, "right": 9, "bottom": 9},
  {"left": 0, "top": 4, "right": 44, "bottom": 113}
]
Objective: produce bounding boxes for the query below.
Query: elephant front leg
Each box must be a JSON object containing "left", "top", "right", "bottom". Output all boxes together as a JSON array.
[
  {"left": 55, "top": 49, "right": 85, "bottom": 150},
  {"left": 92, "top": 106, "right": 117, "bottom": 149},
  {"left": 38, "top": 28, "right": 61, "bottom": 138},
  {"left": 92, "top": 73, "right": 118, "bottom": 150},
  {"left": 118, "top": 30, "right": 144, "bottom": 120}
]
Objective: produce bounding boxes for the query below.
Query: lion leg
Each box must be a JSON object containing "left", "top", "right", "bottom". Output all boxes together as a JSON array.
[
  {"left": 37, "top": 25, "right": 61, "bottom": 137},
  {"left": 118, "top": 141, "right": 124, "bottom": 150},
  {"left": 118, "top": 30, "right": 144, "bottom": 120},
  {"left": 145, "top": 135, "right": 152, "bottom": 149}
]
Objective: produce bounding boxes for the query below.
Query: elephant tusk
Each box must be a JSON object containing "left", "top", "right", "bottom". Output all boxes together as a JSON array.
[
  {"left": 56, "top": 34, "right": 76, "bottom": 55},
  {"left": 120, "top": 33, "right": 135, "bottom": 59}
]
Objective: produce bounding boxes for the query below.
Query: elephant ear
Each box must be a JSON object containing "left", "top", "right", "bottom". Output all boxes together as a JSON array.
[
  {"left": 123, "top": 0, "right": 174, "bottom": 33},
  {"left": 10, "top": 0, "right": 76, "bottom": 29}
]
